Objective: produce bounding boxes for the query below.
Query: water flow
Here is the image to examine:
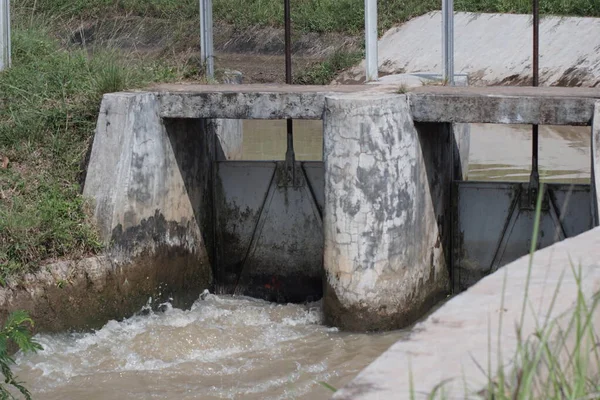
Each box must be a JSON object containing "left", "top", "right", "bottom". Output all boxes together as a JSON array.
[{"left": 14, "top": 294, "right": 408, "bottom": 399}]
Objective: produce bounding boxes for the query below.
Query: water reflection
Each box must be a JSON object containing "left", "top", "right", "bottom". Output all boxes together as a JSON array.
[{"left": 241, "top": 121, "right": 591, "bottom": 183}]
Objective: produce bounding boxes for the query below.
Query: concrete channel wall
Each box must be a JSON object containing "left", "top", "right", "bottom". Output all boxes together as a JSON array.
[
  {"left": 338, "top": 12, "right": 600, "bottom": 87},
  {"left": 82, "top": 91, "right": 243, "bottom": 318},
  {"left": 593, "top": 101, "right": 600, "bottom": 225},
  {"left": 333, "top": 226, "right": 600, "bottom": 399}
]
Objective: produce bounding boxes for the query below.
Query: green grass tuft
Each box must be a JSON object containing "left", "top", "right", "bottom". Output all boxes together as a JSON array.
[{"left": 294, "top": 50, "right": 363, "bottom": 85}]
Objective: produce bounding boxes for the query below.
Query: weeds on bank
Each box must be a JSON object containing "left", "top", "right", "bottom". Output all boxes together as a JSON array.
[
  {"left": 0, "top": 25, "right": 198, "bottom": 280},
  {"left": 294, "top": 51, "right": 363, "bottom": 85},
  {"left": 14, "top": 0, "right": 600, "bottom": 36}
]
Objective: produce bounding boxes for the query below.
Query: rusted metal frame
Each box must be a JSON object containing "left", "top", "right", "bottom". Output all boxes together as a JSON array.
[
  {"left": 547, "top": 188, "right": 568, "bottom": 242},
  {"left": 283, "top": 0, "right": 297, "bottom": 186},
  {"left": 301, "top": 164, "right": 323, "bottom": 224},
  {"left": 528, "top": 0, "right": 540, "bottom": 201}
]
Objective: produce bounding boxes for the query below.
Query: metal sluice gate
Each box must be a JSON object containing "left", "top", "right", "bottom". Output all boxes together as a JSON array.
[
  {"left": 211, "top": 0, "right": 325, "bottom": 302},
  {"left": 213, "top": 160, "right": 324, "bottom": 302},
  {"left": 452, "top": 181, "right": 595, "bottom": 291}
]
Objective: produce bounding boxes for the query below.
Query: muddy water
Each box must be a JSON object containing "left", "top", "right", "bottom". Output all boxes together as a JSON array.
[
  {"left": 13, "top": 121, "right": 591, "bottom": 399},
  {"left": 242, "top": 121, "right": 591, "bottom": 183},
  {"left": 468, "top": 123, "right": 591, "bottom": 183},
  {"left": 14, "top": 295, "right": 408, "bottom": 399}
]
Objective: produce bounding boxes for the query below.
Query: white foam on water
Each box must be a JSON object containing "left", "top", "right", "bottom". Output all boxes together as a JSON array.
[{"left": 13, "top": 293, "right": 407, "bottom": 400}]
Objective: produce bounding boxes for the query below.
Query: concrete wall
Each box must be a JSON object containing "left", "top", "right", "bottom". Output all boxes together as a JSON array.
[
  {"left": 322, "top": 92, "right": 461, "bottom": 331},
  {"left": 338, "top": 12, "right": 600, "bottom": 87},
  {"left": 333, "top": 226, "right": 600, "bottom": 400},
  {"left": 83, "top": 93, "right": 221, "bottom": 307},
  {"left": 85, "top": 93, "right": 207, "bottom": 250}
]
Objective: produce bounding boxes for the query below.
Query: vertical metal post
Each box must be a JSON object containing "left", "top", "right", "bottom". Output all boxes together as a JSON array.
[
  {"left": 200, "top": 0, "right": 214, "bottom": 79},
  {"left": 442, "top": 0, "right": 455, "bottom": 85},
  {"left": 284, "top": 0, "right": 296, "bottom": 184},
  {"left": 0, "top": 0, "right": 10, "bottom": 72},
  {"left": 529, "top": 0, "right": 540, "bottom": 192},
  {"left": 364, "top": 0, "right": 378, "bottom": 82}
]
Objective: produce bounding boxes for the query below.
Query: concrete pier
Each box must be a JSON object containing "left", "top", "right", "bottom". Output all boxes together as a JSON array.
[{"left": 322, "top": 93, "right": 458, "bottom": 331}]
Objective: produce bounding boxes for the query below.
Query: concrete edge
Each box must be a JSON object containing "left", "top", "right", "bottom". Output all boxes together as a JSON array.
[
  {"left": 0, "top": 247, "right": 209, "bottom": 333},
  {"left": 408, "top": 92, "right": 597, "bottom": 125},
  {"left": 333, "top": 227, "right": 600, "bottom": 400}
]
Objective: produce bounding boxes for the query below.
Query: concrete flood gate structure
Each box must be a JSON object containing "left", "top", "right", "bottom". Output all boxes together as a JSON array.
[{"left": 83, "top": 84, "right": 600, "bottom": 332}]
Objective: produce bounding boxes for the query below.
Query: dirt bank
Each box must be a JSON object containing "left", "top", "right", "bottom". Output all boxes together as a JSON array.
[{"left": 59, "top": 16, "right": 361, "bottom": 83}]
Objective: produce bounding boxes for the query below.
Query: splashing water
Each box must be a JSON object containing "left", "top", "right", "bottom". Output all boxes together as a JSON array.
[{"left": 13, "top": 293, "right": 409, "bottom": 399}]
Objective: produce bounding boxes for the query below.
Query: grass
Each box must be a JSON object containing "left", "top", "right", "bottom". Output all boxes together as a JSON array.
[
  {"left": 14, "top": 0, "right": 600, "bottom": 36},
  {"left": 0, "top": 311, "right": 41, "bottom": 400},
  {"left": 294, "top": 50, "right": 363, "bottom": 85},
  {"left": 0, "top": 23, "right": 200, "bottom": 281}
]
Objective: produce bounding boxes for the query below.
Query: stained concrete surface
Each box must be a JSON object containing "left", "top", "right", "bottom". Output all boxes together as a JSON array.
[
  {"left": 153, "top": 83, "right": 600, "bottom": 125},
  {"left": 322, "top": 93, "right": 457, "bottom": 331},
  {"left": 338, "top": 12, "right": 600, "bottom": 87},
  {"left": 593, "top": 102, "right": 600, "bottom": 224}
]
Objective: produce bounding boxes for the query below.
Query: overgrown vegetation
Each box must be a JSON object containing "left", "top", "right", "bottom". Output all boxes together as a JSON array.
[
  {"left": 15, "top": 0, "right": 600, "bottom": 35},
  {"left": 0, "top": 24, "right": 199, "bottom": 280},
  {"left": 0, "top": 311, "right": 41, "bottom": 399},
  {"left": 294, "top": 50, "right": 363, "bottom": 85}
]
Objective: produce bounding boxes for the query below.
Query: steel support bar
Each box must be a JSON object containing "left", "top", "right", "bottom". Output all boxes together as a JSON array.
[
  {"left": 529, "top": 0, "right": 540, "bottom": 193},
  {"left": 284, "top": 0, "right": 296, "bottom": 184},
  {"left": 0, "top": 0, "right": 10, "bottom": 71},
  {"left": 442, "top": 0, "right": 454, "bottom": 85},
  {"left": 364, "top": 0, "right": 378, "bottom": 82},
  {"left": 199, "top": 0, "right": 214, "bottom": 79}
]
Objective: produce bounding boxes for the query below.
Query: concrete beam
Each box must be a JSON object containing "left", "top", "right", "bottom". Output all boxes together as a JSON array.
[
  {"left": 333, "top": 227, "right": 600, "bottom": 400},
  {"left": 409, "top": 86, "right": 600, "bottom": 126},
  {"left": 322, "top": 92, "right": 456, "bottom": 331},
  {"left": 155, "top": 84, "right": 378, "bottom": 120},
  {"left": 160, "top": 91, "right": 327, "bottom": 120},
  {"left": 153, "top": 84, "right": 600, "bottom": 125}
]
